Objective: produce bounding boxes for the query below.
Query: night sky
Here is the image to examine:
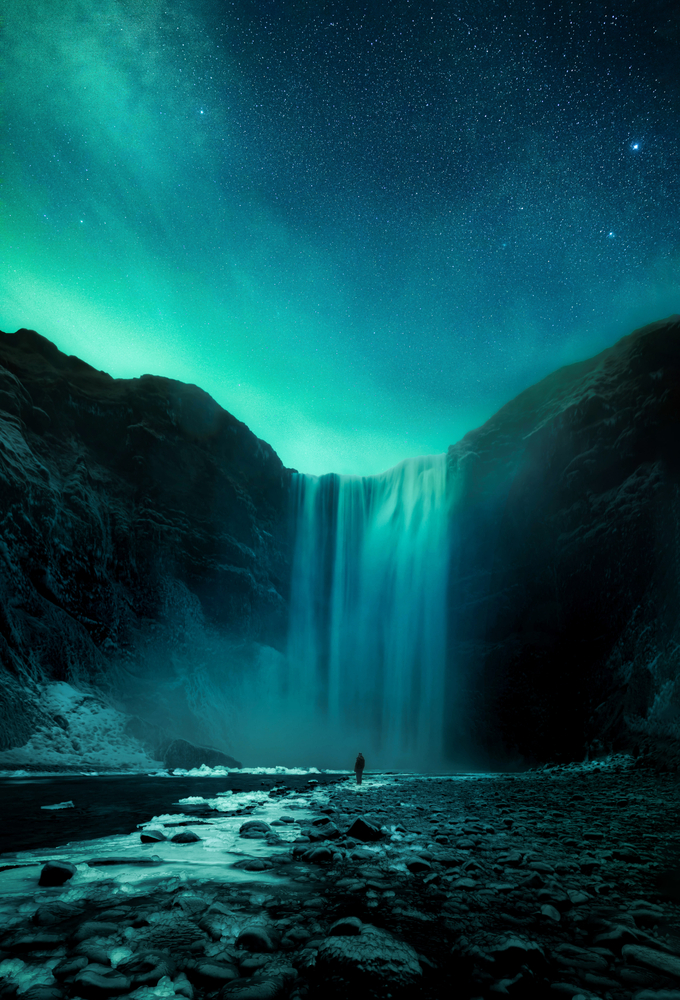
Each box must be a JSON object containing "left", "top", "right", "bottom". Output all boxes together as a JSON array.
[{"left": 3, "top": 1, "right": 680, "bottom": 475}]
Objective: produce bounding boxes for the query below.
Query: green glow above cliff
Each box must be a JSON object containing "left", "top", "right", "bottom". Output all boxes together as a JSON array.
[{"left": 3, "top": 0, "right": 680, "bottom": 474}]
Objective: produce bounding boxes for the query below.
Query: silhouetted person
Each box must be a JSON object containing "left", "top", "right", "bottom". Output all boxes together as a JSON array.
[{"left": 354, "top": 752, "right": 365, "bottom": 785}]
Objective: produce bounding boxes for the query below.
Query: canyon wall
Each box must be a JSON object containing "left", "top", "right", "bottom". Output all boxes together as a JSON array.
[
  {"left": 2, "top": 318, "right": 680, "bottom": 767},
  {"left": 0, "top": 328, "right": 292, "bottom": 759},
  {"left": 448, "top": 315, "right": 680, "bottom": 766}
]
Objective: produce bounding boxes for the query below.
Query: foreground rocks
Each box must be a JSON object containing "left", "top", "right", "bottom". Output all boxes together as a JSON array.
[{"left": 4, "top": 765, "right": 680, "bottom": 999}]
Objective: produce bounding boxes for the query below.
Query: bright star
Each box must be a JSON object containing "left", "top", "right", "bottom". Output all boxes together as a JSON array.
[{"left": 630, "top": 142, "right": 639, "bottom": 150}]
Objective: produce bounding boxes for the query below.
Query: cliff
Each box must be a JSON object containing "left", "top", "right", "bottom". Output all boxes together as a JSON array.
[
  {"left": 448, "top": 315, "right": 680, "bottom": 766},
  {"left": 0, "top": 328, "right": 292, "bottom": 761}
]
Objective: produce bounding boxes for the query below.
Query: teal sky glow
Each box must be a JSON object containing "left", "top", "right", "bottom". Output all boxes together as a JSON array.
[{"left": 2, "top": 0, "right": 679, "bottom": 474}]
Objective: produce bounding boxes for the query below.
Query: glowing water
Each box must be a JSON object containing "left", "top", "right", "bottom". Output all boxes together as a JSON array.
[{"left": 287, "top": 454, "right": 450, "bottom": 769}]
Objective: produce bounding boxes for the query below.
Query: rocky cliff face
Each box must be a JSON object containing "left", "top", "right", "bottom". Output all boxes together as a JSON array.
[
  {"left": 4, "top": 318, "right": 680, "bottom": 769},
  {"left": 0, "top": 328, "right": 292, "bottom": 760},
  {"left": 448, "top": 315, "right": 680, "bottom": 765}
]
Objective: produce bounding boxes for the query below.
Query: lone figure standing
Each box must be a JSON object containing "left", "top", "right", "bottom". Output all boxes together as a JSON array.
[{"left": 354, "top": 752, "right": 365, "bottom": 785}]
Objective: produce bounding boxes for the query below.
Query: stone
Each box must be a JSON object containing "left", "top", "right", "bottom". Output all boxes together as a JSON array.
[
  {"left": 345, "top": 817, "right": 383, "bottom": 842},
  {"left": 140, "top": 829, "right": 167, "bottom": 843},
  {"left": 73, "top": 966, "right": 132, "bottom": 997},
  {"left": 239, "top": 821, "right": 271, "bottom": 839},
  {"left": 38, "top": 861, "right": 76, "bottom": 887},
  {"left": 219, "top": 978, "right": 288, "bottom": 999},
  {"left": 329, "top": 916, "right": 363, "bottom": 936},
  {"left": 308, "top": 819, "right": 340, "bottom": 841},
  {"left": 163, "top": 739, "right": 242, "bottom": 770},
  {"left": 173, "top": 894, "right": 210, "bottom": 916},
  {"left": 451, "top": 877, "right": 478, "bottom": 890},
  {"left": 488, "top": 937, "right": 546, "bottom": 971},
  {"left": 405, "top": 857, "right": 432, "bottom": 873},
  {"left": 540, "top": 904, "right": 561, "bottom": 922},
  {"left": 633, "top": 992, "right": 680, "bottom": 999},
  {"left": 4, "top": 932, "right": 63, "bottom": 951},
  {"left": 613, "top": 845, "right": 643, "bottom": 863},
  {"left": 622, "top": 945, "right": 680, "bottom": 980},
  {"left": 188, "top": 961, "right": 240, "bottom": 987},
  {"left": 316, "top": 923, "right": 422, "bottom": 987},
  {"left": 53, "top": 956, "right": 89, "bottom": 981},
  {"left": 235, "top": 924, "right": 277, "bottom": 952},
  {"left": 118, "top": 952, "right": 175, "bottom": 986},
  {"left": 305, "top": 846, "right": 333, "bottom": 864},
  {"left": 73, "top": 921, "right": 120, "bottom": 942},
  {"left": 32, "top": 902, "right": 84, "bottom": 925},
  {"left": 171, "top": 831, "right": 202, "bottom": 844},
  {"left": 233, "top": 858, "right": 274, "bottom": 871}
]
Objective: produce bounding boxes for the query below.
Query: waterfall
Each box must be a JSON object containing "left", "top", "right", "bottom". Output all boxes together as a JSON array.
[{"left": 286, "top": 453, "right": 450, "bottom": 769}]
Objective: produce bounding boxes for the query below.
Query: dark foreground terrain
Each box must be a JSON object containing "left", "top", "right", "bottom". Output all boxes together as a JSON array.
[{"left": 3, "top": 761, "right": 680, "bottom": 1000}]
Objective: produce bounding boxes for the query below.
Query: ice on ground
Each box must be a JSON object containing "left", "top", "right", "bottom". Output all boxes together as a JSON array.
[
  {"left": 41, "top": 800, "right": 75, "bottom": 810},
  {"left": 0, "top": 682, "right": 161, "bottom": 771},
  {"left": 150, "top": 765, "right": 347, "bottom": 777}
]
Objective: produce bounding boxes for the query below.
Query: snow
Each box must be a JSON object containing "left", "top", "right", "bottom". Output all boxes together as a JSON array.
[{"left": 0, "top": 682, "right": 161, "bottom": 771}]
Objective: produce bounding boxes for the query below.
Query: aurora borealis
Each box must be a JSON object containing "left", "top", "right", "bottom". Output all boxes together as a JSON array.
[{"left": 3, "top": 0, "right": 679, "bottom": 475}]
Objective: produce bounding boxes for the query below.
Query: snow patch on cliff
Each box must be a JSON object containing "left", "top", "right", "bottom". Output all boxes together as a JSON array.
[{"left": 0, "top": 682, "right": 161, "bottom": 771}]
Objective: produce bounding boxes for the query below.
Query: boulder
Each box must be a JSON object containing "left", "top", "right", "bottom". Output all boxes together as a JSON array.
[
  {"left": 163, "top": 739, "right": 242, "bottom": 771},
  {"left": 316, "top": 923, "right": 421, "bottom": 987},
  {"left": 345, "top": 816, "right": 383, "bottom": 842},
  {"left": 38, "top": 861, "right": 76, "bottom": 887}
]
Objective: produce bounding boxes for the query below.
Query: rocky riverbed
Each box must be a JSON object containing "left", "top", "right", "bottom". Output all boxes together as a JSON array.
[{"left": 3, "top": 759, "right": 680, "bottom": 1000}]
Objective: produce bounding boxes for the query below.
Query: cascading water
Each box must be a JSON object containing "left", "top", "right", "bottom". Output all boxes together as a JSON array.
[{"left": 286, "top": 453, "right": 450, "bottom": 770}]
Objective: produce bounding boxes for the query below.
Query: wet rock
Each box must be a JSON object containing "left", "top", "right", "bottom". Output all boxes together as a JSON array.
[
  {"left": 118, "top": 952, "right": 175, "bottom": 986},
  {"left": 53, "top": 956, "right": 89, "bottom": 981},
  {"left": 188, "top": 960, "right": 240, "bottom": 987},
  {"left": 613, "top": 844, "right": 643, "bottom": 862},
  {"left": 73, "top": 966, "right": 132, "bottom": 998},
  {"left": 140, "top": 829, "right": 167, "bottom": 843},
  {"left": 488, "top": 936, "right": 547, "bottom": 971},
  {"left": 553, "top": 944, "right": 610, "bottom": 973},
  {"left": 239, "top": 821, "right": 271, "bottom": 839},
  {"left": 235, "top": 924, "right": 277, "bottom": 953},
  {"left": 345, "top": 817, "right": 383, "bottom": 842},
  {"left": 219, "top": 977, "right": 288, "bottom": 999},
  {"left": 238, "top": 954, "right": 272, "bottom": 973},
  {"left": 540, "top": 904, "right": 561, "bottom": 922},
  {"left": 73, "top": 922, "right": 120, "bottom": 942},
  {"left": 623, "top": 945, "right": 680, "bottom": 980},
  {"left": 316, "top": 923, "right": 422, "bottom": 987},
  {"left": 173, "top": 894, "right": 210, "bottom": 916},
  {"left": 497, "top": 852, "right": 524, "bottom": 868},
  {"left": 304, "top": 846, "right": 333, "bottom": 864},
  {"left": 38, "top": 861, "right": 76, "bottom": 887},
  {"left": 233, "top": 858, "right": 274, "bottom": 872},
  {"left": 329, "top": 916, "right": 362, "bottom": 936},
  {"left": 21, "top": 988, "right": 63, "bottom": 1000},
  {"left": 309, "top": 819, "right": 340, "bottom": 841},
  {"left": 3, "top": 932, "right": 63, "bottom": 951},
  {"left": 74, "top": 943, "right": 113, "bottom": 965},
  {"left": 32, "top": 902, "right": 84, "bottom": 925},
  {"left": 405, "top": 857, "right": 432, "bottom": 873},
  {"left": 171, "top": 831, "right": 202, "bottom": 844}
]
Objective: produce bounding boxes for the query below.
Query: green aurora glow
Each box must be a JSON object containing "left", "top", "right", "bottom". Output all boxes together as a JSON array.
[{"left": 2, "top": 0, "right": 680, "bottom": 474}]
